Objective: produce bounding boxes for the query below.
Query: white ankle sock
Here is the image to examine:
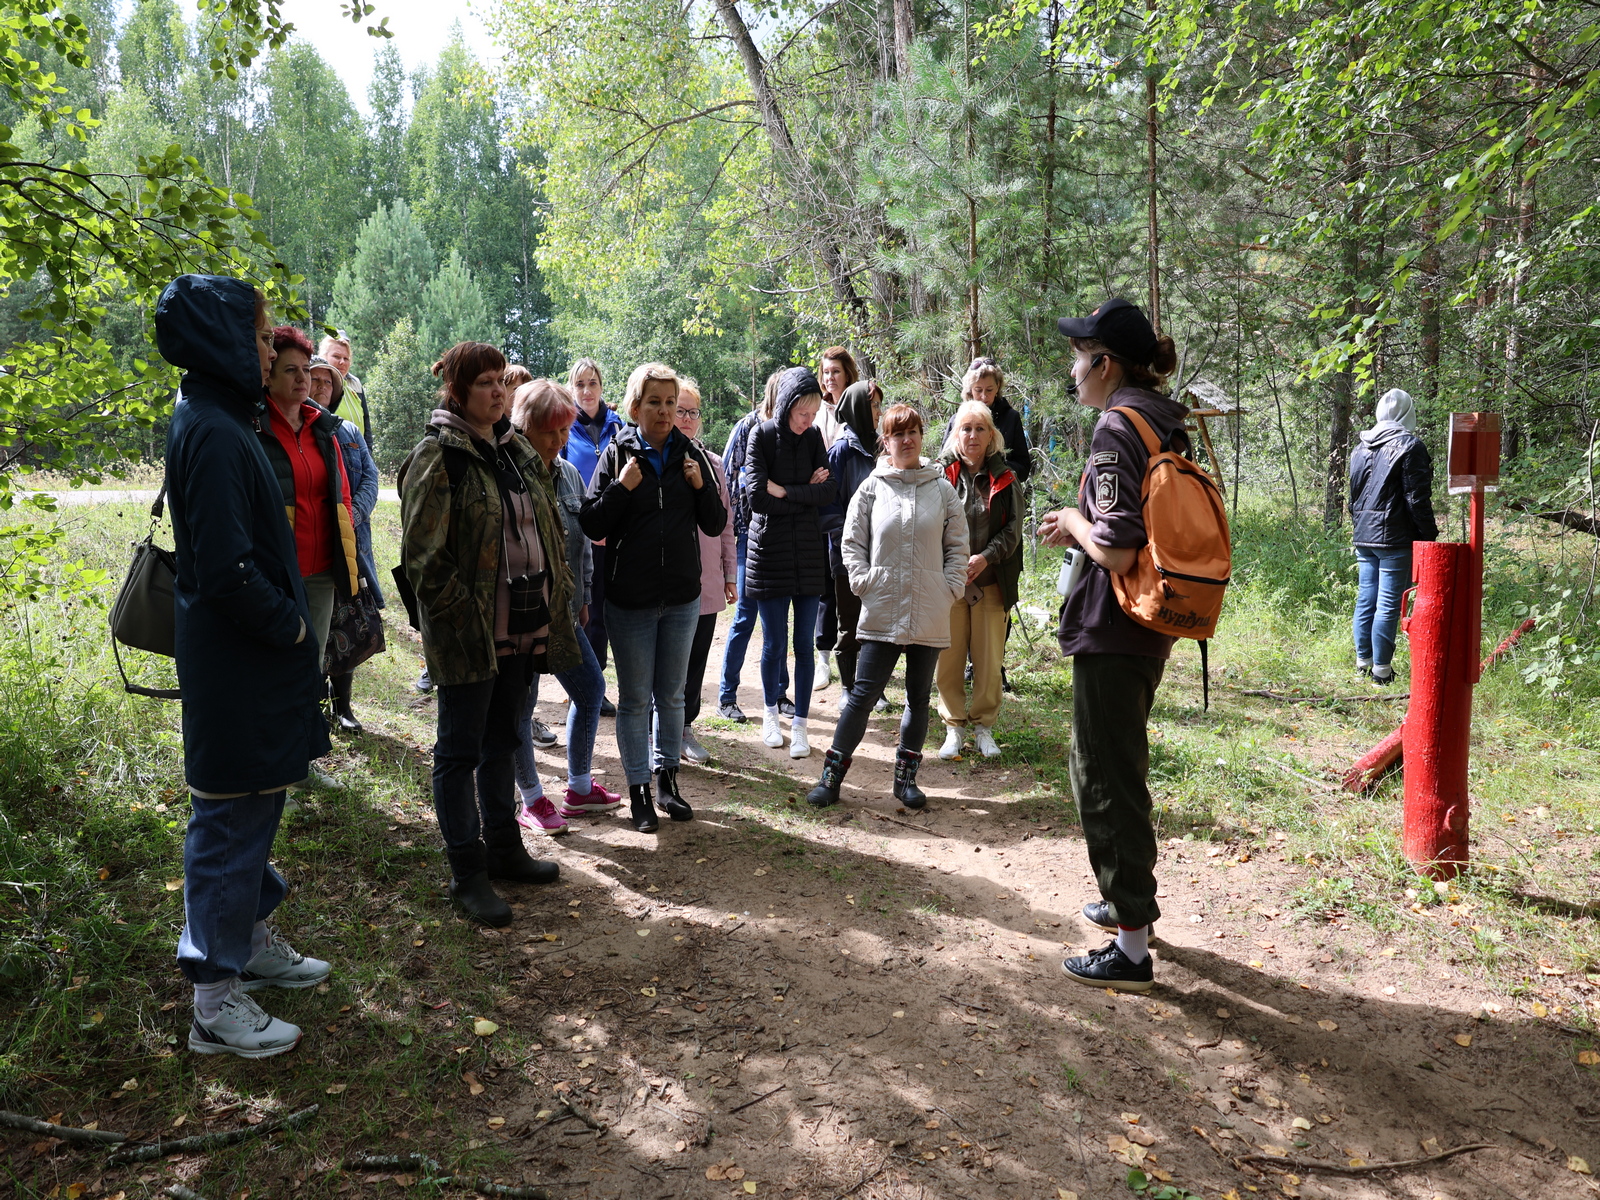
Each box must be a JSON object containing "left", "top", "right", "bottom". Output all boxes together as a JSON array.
[
  {"left": 1116, "top": 925, "right": 1150, "bottom": 963},
  {"left": 251, "top": 920, "right": 269, "bottom": 959},
  {"left": 194, "top": 978, "right": 236, "bottom": 1020},
  {"left": 791, "top": 716, "right": 808, "bottom": 734},
  {"left": 765, "top": 704, "right": 779, "bottom": 720}
]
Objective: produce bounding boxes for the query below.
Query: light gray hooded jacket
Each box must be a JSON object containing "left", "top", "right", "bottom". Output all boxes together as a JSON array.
[{"left": 842, "top": 459, "right": 969, "bottom": 647}]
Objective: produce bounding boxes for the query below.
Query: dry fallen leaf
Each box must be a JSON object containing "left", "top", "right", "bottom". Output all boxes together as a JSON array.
[
  {"left": 486, "top": 1116, "right": 506, "bottom": 1129},
  {"left": 892, "top": 1010, "right": 905, "bottom": 1018},
  {"left": 637, "top": 929, "right": 650, "bottom": 937},
  {"left": 1215, "top": 1008, "right": 1230, "bottom": 1020},
  {"left": 1568, "top": 1156, "right": 1592, "bottom": 1175},
  {"left": 742, "top": 1184, "right": 756, "bottom": 1195},
  {"left": 753, "top": 868, "right": 767, "bottom": 877},
  {"left": 1291, "top": 1117, "right": 1313, "bottom": 1131},
  {"left": 1317, "top": 1019, "right": 1338, "bottom": 1032},
  {"left": 542, "top": 933, "right": 558, "bottom": 942},
  {"left": 1453, "top": 1033, "right": 1472, "bottom": 1047},
  {"left": 324, "top": 1083, "right": 347, "bottom": 1095},
  {"left": 164, "top": 879, "right": 183, "bottom": 891},
  {"left": 473, "top": 1018, "right": 499, "bottom": 1036},
  {"left": 1122, "top": 1111, "right": 1142, "bottom": 1124},
  {"left": 1107, "top": 1135, "right": 1131, "bottom": 1154},
  {"left": 1578, "top": 1050, "right": 1600, "bottom": 1066},
  {"left": 463, "top": 1072, "right": 484, "bottom": 1096},
  {"left": 1057, "top": 1191, "right": 1080, "bottom": 1200},
  {"left": 1531, "top": 1001, "right": 1549, "bottom": 1017},
  {"left": 1127, "top": 1127, "right": 1156, "bottom": 1147},
  {"left": 640, "top": 986, "right": 657, "bottom": 997}
]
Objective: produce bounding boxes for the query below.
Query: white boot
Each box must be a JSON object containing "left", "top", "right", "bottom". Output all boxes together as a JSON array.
[
  {"left": 789, "top": 717, "right": 810, "bottom": 759},
  {"left": 938, "top": 726, "right": 965, "bottom": 760},
  {"left": 816, "top": 651, "right": 833, "bottom": 687},
  {"left": 762, "top": 707, "right": 784, "bottom": 748},
  {"left": 973, "top": 725, "right": 1001, "bottom": 758}
]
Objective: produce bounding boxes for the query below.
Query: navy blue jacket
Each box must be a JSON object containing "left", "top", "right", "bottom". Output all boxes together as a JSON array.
[
  {"left": 819, "top": 425, "right": 877, "bottom": 575},
  {"left": 157, "top": 275, "right": 329, "bottom": 794}
]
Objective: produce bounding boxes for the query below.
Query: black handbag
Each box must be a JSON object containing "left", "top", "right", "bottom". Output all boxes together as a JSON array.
[
  {"left": 108, "top": 483, "right": 182, "bottom": 700},
  {"left": 324, "top": 579, "right": 387, "bottom": 675}
]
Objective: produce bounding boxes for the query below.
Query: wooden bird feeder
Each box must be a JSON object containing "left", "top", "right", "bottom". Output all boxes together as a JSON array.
[{"left": 1180, "top": 378, "right": 1244, "bottom": 492}]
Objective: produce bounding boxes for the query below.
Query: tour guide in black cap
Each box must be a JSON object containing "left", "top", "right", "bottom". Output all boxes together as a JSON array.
[{"left": 1039, "top": 297, "right": 1185, "bottom": 993}]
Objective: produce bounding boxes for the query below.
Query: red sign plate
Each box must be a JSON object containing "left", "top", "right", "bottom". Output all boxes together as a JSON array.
[{"left": 1447, "top": 411, "right": 1500, "bottom": 495}]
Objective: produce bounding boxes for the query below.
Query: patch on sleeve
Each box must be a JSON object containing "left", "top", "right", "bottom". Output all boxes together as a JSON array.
[
  {"left": 1095, "top": 470, "right": 1119, "bottom": 511},
  {"left": 1091, "top": 451, "right": 1119, "bottom": 466}
]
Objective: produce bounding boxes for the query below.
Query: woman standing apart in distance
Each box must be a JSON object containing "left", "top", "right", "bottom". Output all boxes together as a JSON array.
[
  {"left": 580, "top": 363, "right": 727, "bottom": 832},
  {"left": 1349, "top": 387, "right": 1437, "bottom": 685},
  {"left": 807, "top": 404, "right": 967, "bottom": 810},
  {"left": 1039, "top": 297, "right": 1185, "bottom": 993},
  {"left": 399, "top": 343, "right": 573, "bottom": 927},
  {"left": 509, "top": 378, "right": 621, "bottom": 833},
  {"left": 934, "top": 400, "right": 1022, "bottom": 760},
  {"left": 658, "top": 377, "right": 736, "bottom": 766},
  {"left": 744, "top": 367, "right": 836, "bottom": 758},
  {"left": 562, "top": 358, "right": 623, "bottom": 716}
]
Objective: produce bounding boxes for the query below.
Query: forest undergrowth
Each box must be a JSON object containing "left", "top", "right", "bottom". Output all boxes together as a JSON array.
[{"left": 3, "top": 495, "right": 1600, "bottom": 1199}]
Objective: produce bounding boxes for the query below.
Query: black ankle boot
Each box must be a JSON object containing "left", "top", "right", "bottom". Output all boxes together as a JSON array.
[
  {"left": 450, "top": 872, "right": 512, "bottom": 927},
  {"left": 653, "top": 767, "right": 694, "bottom": 822},
  {"left": 630, "top": 782, "right": 659, "bottom": 833},
  {"left": 485, "top": 843, "right": 560, "bottom": 884},
  {"left": 329, "top": 672, "right": 362, "bottom": 734},
  {"left": 893, "top": 747, "right": 927, "bottom": 810},
  {"left": 806, "top": 748, "right": 852, "bottom": 807}
]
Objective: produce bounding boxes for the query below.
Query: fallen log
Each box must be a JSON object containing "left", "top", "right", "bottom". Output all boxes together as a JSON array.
[{"left": 1507, "top": 497, "right": 1600, "bottom": 537}]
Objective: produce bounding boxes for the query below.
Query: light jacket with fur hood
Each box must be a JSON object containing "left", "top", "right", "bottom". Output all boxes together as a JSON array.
[{"left": 842, "top": 459, "right": 969, "bottom": 648}]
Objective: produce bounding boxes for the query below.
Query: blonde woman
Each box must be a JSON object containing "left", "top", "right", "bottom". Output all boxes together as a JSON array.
[
  {"left": 579, "top": 364, "right": 727, "bottom": 832},
  {"left": 934, "top": 400, "right": 1023, "bottom": 759}
]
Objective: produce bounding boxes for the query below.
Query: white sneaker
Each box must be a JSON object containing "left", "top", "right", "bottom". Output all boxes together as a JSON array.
[
  {"left": 189, "top": 984, "right": 302, "bottom": 1058},
  {"left": 789, "top": 724, "right": 810, "bottom": 758},
  {"left": 816, "top": 651, "right": 833, "bottom": 687},
  {"left": 973, "top": 726, "right": 1001, "bottom": 758},
  {"left": 240, "top": 927, "right": 332, "bottom": 991},
  {"left": 762, "top": 712, "right": 784, "bottom": 748},
  {"left": 938, "top": 726, "right": 965, "bottom": 760}
]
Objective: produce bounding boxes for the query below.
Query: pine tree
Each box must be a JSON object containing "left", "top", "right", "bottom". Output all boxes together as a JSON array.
[
  {"left": 367, "top": 41, "right": 408, "bottom": 212},
  {"left": 327, "top": 199, "right": 436, "bottom": 361},
  {"left": 418, "top": 249, "right": 493, "bottom": 358},
  {"left": 367, "top": 316, "right": 438, "bottom": 472}
]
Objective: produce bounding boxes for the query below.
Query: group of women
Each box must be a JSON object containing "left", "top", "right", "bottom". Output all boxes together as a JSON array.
[{"left": 391, "top": 344, "right": 1036, "bottom": 925}]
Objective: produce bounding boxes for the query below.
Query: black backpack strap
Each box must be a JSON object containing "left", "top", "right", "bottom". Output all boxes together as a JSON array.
[
  {"left": 424, "top": 426, "right": 473, "bottom": 490},
  {"left": 1199, "top": 639, "right": 1210, "bottom": 711}
]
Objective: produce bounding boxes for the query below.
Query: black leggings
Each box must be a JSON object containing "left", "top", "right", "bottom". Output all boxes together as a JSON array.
[{"left": 829, "top": 641, "right": 941, "bottom": 757}]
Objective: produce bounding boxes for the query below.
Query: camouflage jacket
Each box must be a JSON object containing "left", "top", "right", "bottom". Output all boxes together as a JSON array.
[{"left": 399, "top": 419, "right": 580, "bottom": 687}]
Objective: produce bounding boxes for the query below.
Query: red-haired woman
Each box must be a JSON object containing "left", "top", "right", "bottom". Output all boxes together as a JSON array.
[{"left": 399, "top": 343, "right": 581, "bottom": 926}]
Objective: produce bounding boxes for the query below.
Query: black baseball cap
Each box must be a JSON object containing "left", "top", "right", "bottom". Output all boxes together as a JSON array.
[{"left": 1056, "top": 298, "right": 1158, "bottom": 366}]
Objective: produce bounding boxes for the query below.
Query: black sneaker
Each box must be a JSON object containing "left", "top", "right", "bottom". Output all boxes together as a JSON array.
[
  {"left": 1080, "top": 901, "right": 1156, "bottom": 938},
  {"left": 1060, "top": 941, "right": 1154, "bottom": 993},
  {"left": 777, "top": 695, "right": 796, "bottom": 717},
  {"left": 599, "top": 696, "right": 617, "bottom": 717}
]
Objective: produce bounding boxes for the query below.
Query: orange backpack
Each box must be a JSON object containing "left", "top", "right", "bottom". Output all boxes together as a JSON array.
[{"left": 1106, "top": 406, "right": 1232, "bottom": 699}]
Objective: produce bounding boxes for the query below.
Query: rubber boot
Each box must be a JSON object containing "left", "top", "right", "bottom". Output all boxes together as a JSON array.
[
  {"left": 485, "top": 842, "right": 560, "bottom": 884},
  {"left": 653, "top": 767, "right": 694, "bottom": 821},
  {"left": 329, "top": 672, "right": 362, "bottom": 734},
  {"left": 450, "top": 872, "right": 512, "bottom": 927},
  {"left": 893, "top": 747, "right": 927, "bottom": 810},
  {"left": 629, "top": 782, "right": 659, "bottom": 833},
  {"left": 806, "top": 748, "right": 852, "bottom": 808}
]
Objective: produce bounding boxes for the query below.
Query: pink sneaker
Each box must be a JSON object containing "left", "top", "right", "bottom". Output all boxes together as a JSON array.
[
  {"left": 561, "top": 782, "right": 622, "bottom": 816},
  {"left": 521, "top": 794, "right": 569, "bottom": 835}
]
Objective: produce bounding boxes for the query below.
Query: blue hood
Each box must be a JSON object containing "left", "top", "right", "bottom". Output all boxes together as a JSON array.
[{"left": 155, "top": 275, "right": 263, "bottom": 403}]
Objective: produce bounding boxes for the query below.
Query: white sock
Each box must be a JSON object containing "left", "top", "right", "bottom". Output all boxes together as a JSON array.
[
  {"left": 765, "top": 704, "right": 779, "bottom": 721},
  {"left": 1116, "top": 925, "right": 1150, "bottom": 963},
  {"left": 194, "top": 978, "right": 237, "bottom": 1020},
  {"left": 251, "top": 920, "right": 270, "bottom": 959},
  {"left": 791, "top": 716, "right": 808, "bottom": 734}
]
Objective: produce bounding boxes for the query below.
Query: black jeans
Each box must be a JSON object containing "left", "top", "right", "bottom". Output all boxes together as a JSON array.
[
  {"left": 829, "top": 641, "right": 940, "bottom": 757},
  {"left": 432, "top": 652, "right": 533, "bottom": 879},
  {"left": 1071, "top": 653, "right": 1167, "bottom": 929},
  {"left": 815, "top": 563, "right": 837, "bottom": 652},
  {"left": 833, "top": 568, "right": 864, "bottom": 690},
  {"left": 584, "top": 544, "right": 609, "bottom": 671},
  {"left": 683, "top": 612, "right": 718, "bottom": 727}
]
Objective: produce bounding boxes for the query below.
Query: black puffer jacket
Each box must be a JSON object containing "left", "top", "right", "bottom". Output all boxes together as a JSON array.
[
  {"left": 1349, "top": 432, "right": 1438, "bottom": 549},
  {"left": 744, "top": 367, "right": 837, "bottom": 599},
  {"left": 579, "top": 424, "right": 727, "bottom": 610}
]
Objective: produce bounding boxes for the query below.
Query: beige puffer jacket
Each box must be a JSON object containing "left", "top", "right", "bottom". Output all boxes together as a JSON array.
[{"left": 842, "top": 460, "right": 969, "bottom": 647}]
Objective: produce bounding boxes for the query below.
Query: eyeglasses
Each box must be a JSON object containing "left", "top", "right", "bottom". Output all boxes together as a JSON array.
[{"left": 677, "top": 408, "right": 700, "bottom": 418}]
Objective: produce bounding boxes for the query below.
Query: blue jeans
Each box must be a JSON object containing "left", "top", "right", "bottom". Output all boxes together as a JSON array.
[
  {"left": 607, "top": 598, "right": 701, "bottom": 784},
  {"left": 513, "top": 627, "right": 606, "bottom": 798},
  {"left": 432, "top": 652, "right": 532, "bottom": 878},
  {"left": 178, "top": 791, "right": 288, "bottom": 984},
  {"left": 757, "top": 594, "right": 821, "bottom": 719},
  {"left": 719, "top": 533, "right": 786, "bottom": 707},
  {"left": 1353, "top": 546, "right": 1412, "bottom": 668}
]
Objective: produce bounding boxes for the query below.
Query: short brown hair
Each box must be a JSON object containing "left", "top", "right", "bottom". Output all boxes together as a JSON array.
[
  {"left": 272, "top": 325, "right": 314, "bottom": 357},
  {"left": 503, "top": 363, "right": 534, "bottom": 389},
  {"left": 622, "top": 362, "right": 679, "bottom": 422},
  {"left": 819, "top": 345, "right": 859, "bottom": 388},
  {"left": 512, "top": 378, "right": 578, "bottom": 434},
  {"left": 879, "top": 403, "right": 923, "bottom": 440},
  {"left": 433, "top": 342, "right": 508, "bottom": 412}
]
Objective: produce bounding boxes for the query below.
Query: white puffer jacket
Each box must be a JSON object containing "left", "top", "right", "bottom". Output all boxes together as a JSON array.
[{"left": 842, "top": 460, "right": 969, "bottom": 647}]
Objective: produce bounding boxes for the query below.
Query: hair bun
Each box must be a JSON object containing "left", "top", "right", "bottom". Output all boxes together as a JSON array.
[{"left": 1149, "top": 334, "right": 1178, "bottom": 378}]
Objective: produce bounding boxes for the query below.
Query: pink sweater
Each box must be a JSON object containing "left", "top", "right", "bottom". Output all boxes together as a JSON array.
[{"left": 698, "top": 447, "right": 737, "bottom": 615}]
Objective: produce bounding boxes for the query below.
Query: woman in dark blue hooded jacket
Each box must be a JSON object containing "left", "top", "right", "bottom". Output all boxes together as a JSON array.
[
  {"left": 157, "top": 274, "right": 333, "bottom": 1060},
  {"left": 818, "top": 379, "right": 881, "bottom": 691},
  {"left": 743, "top": 366, "right": 837, "bottom": 758}
]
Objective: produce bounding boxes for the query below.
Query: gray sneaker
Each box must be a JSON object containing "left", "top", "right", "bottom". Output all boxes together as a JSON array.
[
  {"left": 240, "top": 927, "right": 332, "bottom": 992},
  {"left": 680, "top": 727, "right": 710, "bottom": 764},
  {"left": 189, "top": 984, "right": 302, "bottom": 1058},
  {"left": 530, "top": 719, "right": 558, "bottom": 749}
]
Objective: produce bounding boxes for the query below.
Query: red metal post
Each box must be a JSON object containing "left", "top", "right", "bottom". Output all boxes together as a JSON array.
[{"left": 1401, "top": 541, "right": 1474, "bottom": 878}]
